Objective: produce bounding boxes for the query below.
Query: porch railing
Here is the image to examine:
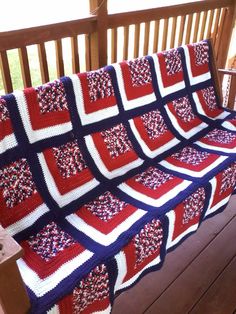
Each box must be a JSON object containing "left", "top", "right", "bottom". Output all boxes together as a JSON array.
[{"left": 0, "top": 0, "right": 235, "bottom": 96}]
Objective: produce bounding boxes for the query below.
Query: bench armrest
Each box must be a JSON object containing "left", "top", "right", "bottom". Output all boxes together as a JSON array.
[
  {"left": 218, "top": 68, "right": 236, "bottom": 76},
  {"left": 218, "top": 68, "right": 236, "bottom": 110},
  {"left": 0, "top": 225, "right": 30, "bottom": 314}
]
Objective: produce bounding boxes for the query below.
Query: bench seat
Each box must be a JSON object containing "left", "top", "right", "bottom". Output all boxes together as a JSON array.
[{"left": 0, "top": 40, "right": 235, "bottom": 314}]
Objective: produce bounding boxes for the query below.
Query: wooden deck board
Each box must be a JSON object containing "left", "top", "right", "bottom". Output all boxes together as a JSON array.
[
  {"left": 145, "top": 213, "right": 236, "bottom": 314},
  {"left": 112, "top": 195, "right": 236, "bottom": 314},
  {"left": 190, "top": 255, "right": 236, "bottom": 314}
]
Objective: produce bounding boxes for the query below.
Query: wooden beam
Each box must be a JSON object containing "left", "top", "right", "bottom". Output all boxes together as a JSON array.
[
  {"left": 108, "top": 0, "right": 233, "bottom": 28},
  {"left": 0, "top": 17, "right": 96, "bottom": 51}
]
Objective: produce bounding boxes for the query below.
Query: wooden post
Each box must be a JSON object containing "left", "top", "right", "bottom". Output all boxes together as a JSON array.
[
  {"left": 209, "top": 38, "right": 223, "bottom": 104},
  {"left": 0, "top": 226, "right": 30, "bottom": 314},
  {"left": 89, "top": 0, "right": 108, "bottom": 69},
  {"left": 216, "top": 1, "right": 236, "bottom": 71}
]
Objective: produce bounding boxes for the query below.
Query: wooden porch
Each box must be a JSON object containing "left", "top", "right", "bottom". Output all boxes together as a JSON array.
[
  {"left": 112, "top": 195, "right": 236, "bottom": 314},
  {"left": 0, "top": 1, "right": 235, "bottom": 313},
  {"left": 1, "top": 196, "right": 235, "bottom": 314}
]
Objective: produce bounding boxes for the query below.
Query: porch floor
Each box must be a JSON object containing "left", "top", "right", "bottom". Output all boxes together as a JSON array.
[
  {"left": 0, "top": 197, "right": 235, "bottom": 314},
  {"left": 112, "top": 195, "right": 236, "bottom": 314}
]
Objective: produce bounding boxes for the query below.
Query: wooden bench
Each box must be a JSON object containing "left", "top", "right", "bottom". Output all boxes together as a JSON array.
[{"left": 0, "top": 38, "right": 235, "bottom": 314}]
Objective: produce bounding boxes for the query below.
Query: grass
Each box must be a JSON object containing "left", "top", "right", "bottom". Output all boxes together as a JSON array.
[
  {"left": 0, "top": 39, "right": 76, "bottom": 95},
  {"left": 0, "top": 48, "right": 44, "bottom": 95}
]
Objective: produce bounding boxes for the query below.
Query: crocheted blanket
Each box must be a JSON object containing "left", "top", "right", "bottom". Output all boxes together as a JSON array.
[{"left": 0, "top": 40, "right": 235, "bottom": 314}]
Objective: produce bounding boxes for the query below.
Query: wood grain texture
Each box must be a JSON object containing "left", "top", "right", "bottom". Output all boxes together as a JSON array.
[
  {"left": 90, "top": 0, "right": 108, "bottom": 68},
  {"left": 134, "top": 24, "right": 140, "bottom": 58},
  {"left": 162, "top": 18, "right": 169, "bottom": 51},
  {"left": 209, "top": 38, "right": 223, "bottom": 103},
  {"left": 37, "top": 43, "right": 49, "bottom": 83},
  {"left": 85, "top": 34, "right": 92, "bottom": 71},
  {"left": 170, "top": 17, "right": 177, "bottom": 48},
  {"left": 190, "top": 256, "right": 236, "bottom": 314},
  {"left": 108, "top": 0, "right": 233, "bottom": 28},
  {"left": 206, "top": 9, "right": 215, "bottom": 38},
  {"left": 18, "top": 47, "right": 32, "bottom": 87},
  {"left": 143, "top": 22, "right": 150, "bottom": 56},
  {"left": 212, "top": 8, "right": 221, "bottom": 45},
  {"left": 112, "top": 196, "right": 236, "bottom": 314},
  {"left": 216, "top": 4, "right": 236, "bottom": 69},
  {"left": 178, "top": 15, "right": 186, "bottom": 46},
  {"left": 55, "top": 39, "right": 65, "bottom": 77},
  {"left": 199, "top": 11, "right": 208, "bottom": 40},
  {"left": 215, "top": 8, "right": 227, "bottom": 62},
  {"left": 193, "top": 12, "right": 201, "bottom": 42},
  {"left": 71, "top": 36, "right": 80, "bottom": 73},
  {"left": 185, "top": 13, "right": 193, "bottom": 43},
  {"left": 0, "top": 17, "right": 96, "bottom": 51},
  {"left": 0, "top": 225, "right": 30, "bottom": 314},
  {"left": 145, "top": 212, "right": 236, "bottom": 314},
  {"left": 227, "top": 75, "right": 236, "bottom": 109},
  {"left": 123, "top": 26, "right": 129, "bottom": 60},
  {"left": 0, "top": 51, "right": 13, "bottom": 93},
  {"left": 111, "top": 28, "right": 118, "bottom": 63},
  {"left": 153, "top": 20, "right": 160, "bottom": 53}
]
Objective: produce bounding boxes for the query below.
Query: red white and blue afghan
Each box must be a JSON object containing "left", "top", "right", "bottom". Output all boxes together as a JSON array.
[{"left": 0, "top": 40, "right": 235, "bottom": 314}]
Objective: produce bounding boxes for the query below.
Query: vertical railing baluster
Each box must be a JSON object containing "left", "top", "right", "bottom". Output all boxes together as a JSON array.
[
  {"left": 193, "top": 12, "right": 201, "bottom": 42},
  {"left": 0, "top": 51, "right": 13, "bottom": 93},
  {"left": 143, "top": 22, "right": 150, "bottom": 55},
  {"left": 170, "top": 17, "right": 177, "bottom": 48},
  {"left": 37, "top": 43, "right": 49, "bottom": 83},
  {"left": 178, "top": 15, "right": 186, "bottom": 46},
  {"left": 162, "top": 18, "right": 169, "bottom": 51},
  {"left": 71, "top": 36, "right": 80, "bottom": 73},
  {"left": 153, "top": 20, "right": 160, "bottom": 53},
  {"left": 111, "top": 28, "right": 117, "bottom": 63},
  {"left": 199, "top": 11, "right": 207, "bottom": 40},
  {"left": 123, "top": 26, "right": 129, "bottom": 60}
]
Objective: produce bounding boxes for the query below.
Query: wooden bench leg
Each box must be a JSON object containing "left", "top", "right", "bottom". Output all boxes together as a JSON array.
[
  {"left": 228, "top": 75, "right": 236, "bottom": 110},
  {"left": 0, "top": 260, "right": 30, "bottom": 314},
  {"left": 0, "top": 226, "right": 30, "bottom": 314}
]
